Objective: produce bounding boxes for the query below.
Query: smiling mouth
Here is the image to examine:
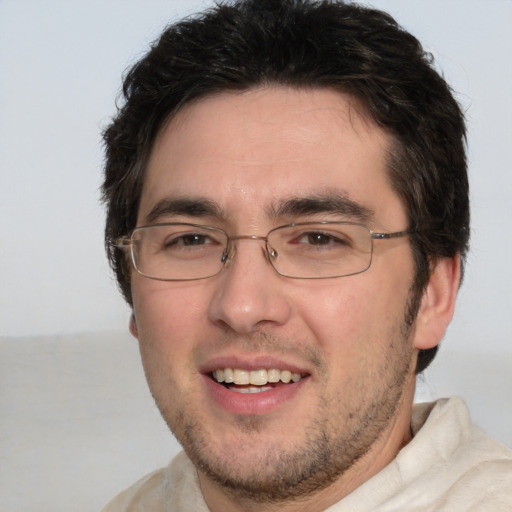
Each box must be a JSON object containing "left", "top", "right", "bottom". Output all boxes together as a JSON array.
[{"left": 211, "top": 368, "right": 307, "bottom": 394}]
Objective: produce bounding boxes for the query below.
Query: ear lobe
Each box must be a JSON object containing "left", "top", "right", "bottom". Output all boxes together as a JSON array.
[
  {"left": 413, "top": 254, "right": 461, "bottom": 350},
  {"left": 129, "top": 312, "right": 139, "bottom": 339}
]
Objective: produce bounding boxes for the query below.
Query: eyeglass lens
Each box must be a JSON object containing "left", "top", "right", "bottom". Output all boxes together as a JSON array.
[{"left": 129, "top": 223, "right": 374, "bottom": 281}]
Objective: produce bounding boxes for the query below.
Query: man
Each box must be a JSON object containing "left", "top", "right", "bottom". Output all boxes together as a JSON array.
[{"left": 101, "top": 0, "right": 512, "bottom": 510}]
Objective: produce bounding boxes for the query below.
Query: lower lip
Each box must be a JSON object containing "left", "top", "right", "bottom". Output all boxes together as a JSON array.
[{"left": 203, "top": 375, "right": 307, "bottom": 415}]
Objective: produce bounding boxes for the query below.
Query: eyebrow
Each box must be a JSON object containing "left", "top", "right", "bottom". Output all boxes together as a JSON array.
[
  {"left": 144, "top": 197, "right": 224, "bottom": 224},
  {"left": 143, "top": 192, "right": 374, "bottom": 225},
  {"left": 269, "top": 193, "right": 374, "bottom": 223}
]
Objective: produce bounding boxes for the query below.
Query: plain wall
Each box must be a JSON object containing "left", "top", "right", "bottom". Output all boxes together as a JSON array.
[{"left": 1, "top": 1, "right": 511, "bottom": 511}]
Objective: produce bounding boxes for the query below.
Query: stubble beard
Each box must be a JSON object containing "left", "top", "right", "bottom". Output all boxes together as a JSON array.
[{"left": 151, "top": 297, "right": 418, "bottom": 504}]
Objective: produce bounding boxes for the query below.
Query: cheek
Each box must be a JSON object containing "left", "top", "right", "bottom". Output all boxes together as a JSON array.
[
  {"left": 131, "top": 284, "right": 212, "bottom": 409},
  {"left": 295, "top": 275, "right": 409, "bottom": 357},
  {"left": 131, "top": 280, "right": 209, "bottom": 360},
  {"left": 297, "top": 279, "right": 373, "bottom": 335}
]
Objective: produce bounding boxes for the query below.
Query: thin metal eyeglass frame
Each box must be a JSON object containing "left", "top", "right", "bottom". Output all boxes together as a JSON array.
[{"left": 112, "top": 221, "right": 411, "bottom": 281}]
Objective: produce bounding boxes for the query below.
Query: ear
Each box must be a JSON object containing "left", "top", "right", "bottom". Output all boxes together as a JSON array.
[
  {"left": 413, "top": 254, "right": 461, "bottom": 350},
  {"left": 129, "top": 312, "right": 139, "bottom": 339}
]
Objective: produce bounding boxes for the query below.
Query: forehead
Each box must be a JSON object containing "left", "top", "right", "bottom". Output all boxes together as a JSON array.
[{"left": 139, "top": 87, "right": 406, "bottom": 229}]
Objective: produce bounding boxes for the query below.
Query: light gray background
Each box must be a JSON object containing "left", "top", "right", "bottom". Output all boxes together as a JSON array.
[{"left": 1, "top": 1, "right": 511, "bottom": 511}]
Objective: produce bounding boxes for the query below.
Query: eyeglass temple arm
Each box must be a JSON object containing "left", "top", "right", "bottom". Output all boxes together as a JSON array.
[
  {"left": 371, "top": 230, "right": 411, "bottom": 240},
  {"left": 111, "top": 237, "right": 132, "bottom": 248}
]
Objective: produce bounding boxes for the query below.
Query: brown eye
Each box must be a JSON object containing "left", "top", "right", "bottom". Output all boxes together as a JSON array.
[
  {"left": 175, "top": 234, "right": 210, "bottom": 246},
  {"left": 306, "top": 233, "right": 334, "bottom": 245},
  {"left": 294, "top": 231, "right": 351, "bottom": 248}
]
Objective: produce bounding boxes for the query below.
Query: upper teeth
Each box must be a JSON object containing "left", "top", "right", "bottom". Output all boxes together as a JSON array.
[{"left": 213, "top": 368, "right": 302, "bottom": 386}]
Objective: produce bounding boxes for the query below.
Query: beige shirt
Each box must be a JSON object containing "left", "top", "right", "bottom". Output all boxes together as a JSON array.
[{"left": 102, "top": 397, "right": 512, "bottom": 511}]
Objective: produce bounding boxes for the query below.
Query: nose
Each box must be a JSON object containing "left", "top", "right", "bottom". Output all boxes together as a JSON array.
[{"left": 207, "top": 238, "right": 292, "bottom": 334}]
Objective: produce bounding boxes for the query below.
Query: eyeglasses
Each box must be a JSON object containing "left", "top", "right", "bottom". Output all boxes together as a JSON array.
[{"left": 113, "top": 222, "right": 410, "bottom": 281}]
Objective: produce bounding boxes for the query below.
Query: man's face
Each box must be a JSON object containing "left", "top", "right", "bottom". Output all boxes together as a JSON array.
[{"left": 130, "top": 87, "right": 420, "bottom": 502}]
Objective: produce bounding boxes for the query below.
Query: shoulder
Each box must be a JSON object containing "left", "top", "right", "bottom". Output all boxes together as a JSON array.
[
  {"left": 101, "top": 451, "right": 207, "bottom": 512},
  {"left": 101, "top": 466, "right": 168, "bottom": 512},
  {"left": 401, "top": 397, "right": 512, "bottom": 510},
  {"left": 411, "top": 396, "right": 512, "bottom": 464}
]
